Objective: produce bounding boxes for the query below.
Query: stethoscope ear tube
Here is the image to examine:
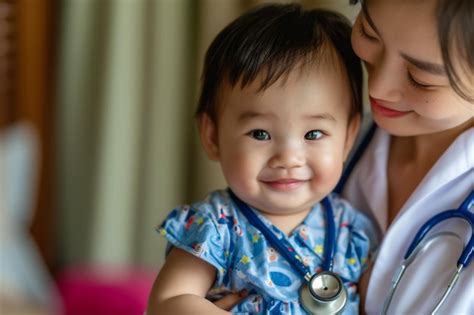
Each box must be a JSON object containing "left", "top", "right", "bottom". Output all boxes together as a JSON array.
[
  {"left": 382, "top": 231, "right": 470, "bottom": 315},
  {"left": 431, "top": 264, "right": 463, "bottom": 314},
  {"left": 381, "top": 264, "right": 406, "bottom": 315},
  {"left": 404, "top": 209, "right": 474, "bottom": 266}
]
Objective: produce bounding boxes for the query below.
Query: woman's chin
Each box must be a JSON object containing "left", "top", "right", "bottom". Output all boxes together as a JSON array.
[
  {"left": 372, "top": 115, "right": 418, "bottom": 136},
  {"left": 373, "top": 114, "right": 473, "bottom": 137}
]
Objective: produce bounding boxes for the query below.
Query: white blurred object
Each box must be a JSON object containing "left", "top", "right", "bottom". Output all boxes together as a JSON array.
[{"left": 0, "top": 122, "right": 60, "bottom": 314}]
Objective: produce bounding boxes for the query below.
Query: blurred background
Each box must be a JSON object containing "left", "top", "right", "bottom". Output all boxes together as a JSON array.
[{"left": 1, "top": 0, "right": 361, "bottom": 314}]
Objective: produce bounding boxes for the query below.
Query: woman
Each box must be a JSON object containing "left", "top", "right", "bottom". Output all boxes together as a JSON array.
[
  {"left": 344, "top": 0, "right": 472, "bottom": 313},
  {"left": 216, "top": 0, "right": 473, "bottom": 313}
]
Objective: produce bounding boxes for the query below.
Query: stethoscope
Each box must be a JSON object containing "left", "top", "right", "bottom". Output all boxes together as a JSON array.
[
  {"left": 229, "top": 189, "right": 348, "bottom": 315},
  {"left": 336, "top": 124, "right": 474, "bottom": 314},
  {"left": 382, "top": 190, "right": 473, "bottom": 314}
]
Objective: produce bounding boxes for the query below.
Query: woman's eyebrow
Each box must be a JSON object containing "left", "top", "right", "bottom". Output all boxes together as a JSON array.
[
  {"left": 361, "top": 3, "right": 381, "bottom": 36},
  {"left": 401, "top": 53, "right": 446, "bottom": 76},
  {"left": 361, "top": 2, "right": 446, "bottom": 77}
]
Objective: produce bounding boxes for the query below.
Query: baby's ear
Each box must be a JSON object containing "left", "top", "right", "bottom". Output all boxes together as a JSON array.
[
  {"left": 343, "top": 113, "right": 361, "bottom": 161},
  {"left": 198, "top": 113, "right": 220, "bottom": 161}
]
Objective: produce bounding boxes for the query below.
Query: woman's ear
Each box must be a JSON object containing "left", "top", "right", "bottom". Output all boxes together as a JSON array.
[
  {"left": 198, "top": 113, "right": 220, "bottom": 161},
  {"left": 343, "top": 114, "right": 361, "bottom": 161}
]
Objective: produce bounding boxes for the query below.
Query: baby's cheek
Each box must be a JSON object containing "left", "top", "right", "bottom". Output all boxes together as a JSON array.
[
  {"left": 311, "top": 156, "right": 343, "bottom": 188},
  {"left": 222, "top": 155, "right": 259, "bottom": 188}
]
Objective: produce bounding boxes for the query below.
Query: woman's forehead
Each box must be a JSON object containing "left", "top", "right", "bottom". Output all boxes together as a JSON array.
[{"left": 363, "top": 0, "right": 443, "bottom": 64}]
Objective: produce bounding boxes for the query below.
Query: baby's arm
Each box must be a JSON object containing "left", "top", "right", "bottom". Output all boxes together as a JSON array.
[{"left": 147, "top": 247, "right": 229, "bottom": 315}]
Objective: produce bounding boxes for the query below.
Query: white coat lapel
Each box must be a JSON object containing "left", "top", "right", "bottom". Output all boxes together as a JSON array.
[
  {"left": 399, "top": 127, "right": 473, "bottom": 217},
  {"left": 359, "top": 128, "right": 391, "bottom": 230}
]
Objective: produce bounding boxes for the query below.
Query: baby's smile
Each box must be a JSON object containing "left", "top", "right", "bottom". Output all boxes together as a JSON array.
[{"left": 260, "top": 178, "right": 309, "bottom": 192}]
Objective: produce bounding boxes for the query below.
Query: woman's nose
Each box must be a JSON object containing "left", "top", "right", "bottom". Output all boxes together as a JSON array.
[
  {"left": 366, "top": 55, "right": 403, "bottom": 102},
  {"left": 268, "top": 144, "right": 305, "bottom": 169}
]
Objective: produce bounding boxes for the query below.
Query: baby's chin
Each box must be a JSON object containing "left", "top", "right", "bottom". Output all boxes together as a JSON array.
[
  {"left": 249, "top": 198, "right": 318, "bottom": 217},
  {"left": 228, "top": 184, "right": 325, "bottom": 213}
]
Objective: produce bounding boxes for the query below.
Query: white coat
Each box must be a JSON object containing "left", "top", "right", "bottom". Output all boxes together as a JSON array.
[{"left": 342, "top": 126, "right": 473, "bottom": 314}]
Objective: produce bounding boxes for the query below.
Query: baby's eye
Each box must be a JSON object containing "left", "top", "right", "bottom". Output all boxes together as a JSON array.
[
  {"left": 248, "top": 129, "right": 271, "bottom": 141},
  {"left": 305, "top": 130, "right": 324, "bottom": 140}
]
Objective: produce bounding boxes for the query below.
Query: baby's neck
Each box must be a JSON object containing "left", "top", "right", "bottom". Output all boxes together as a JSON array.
[{"left": 262, "top": 208, "right": 311, "bottom": 236}]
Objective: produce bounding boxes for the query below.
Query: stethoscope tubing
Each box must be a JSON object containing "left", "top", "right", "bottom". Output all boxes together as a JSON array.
[
  {"left": 335, "top": 124, "right": 474, "bottom": 314},
  {"left": 321, "top": 197, "right": 336, "bottom": 271},
  {"left": 382, "top": 191, "right": 474, "bottom": 314},
  {"left": 228, "top": 189, "right": 347, "bottom": 314},
  {"left": 334, "top": 123, "right": 377, "bottom": 195},
  {"left": 405, "top": 205, "right": 474, "bottom": 267},
  {"left": 229, "top": 189, "right": 315, "bottom": 280},
  {"left": 228, "top": 189, "right": 336, "bottom": 279}
]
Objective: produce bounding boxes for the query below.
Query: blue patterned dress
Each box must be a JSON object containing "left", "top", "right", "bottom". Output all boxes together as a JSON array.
[{"left": 158, "top": 190, "right": 377, "bottom": 314}]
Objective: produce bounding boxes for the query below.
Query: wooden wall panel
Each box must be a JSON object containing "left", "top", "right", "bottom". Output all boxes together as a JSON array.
[
  {"left": 13, "top": 0, "right": 55, "bottom": 269},
  {"left": 0, "top": 0, "right": 16, "bottom": 127}
]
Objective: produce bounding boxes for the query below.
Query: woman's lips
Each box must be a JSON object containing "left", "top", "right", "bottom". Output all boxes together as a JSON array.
[
  {"left": 370, "top": 97, "right": 411, "bottom": 118},
  {"left": 261, "top": 179, "right": 306, "bottom": 191}
]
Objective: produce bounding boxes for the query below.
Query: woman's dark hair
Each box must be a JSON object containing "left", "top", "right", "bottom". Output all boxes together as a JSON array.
[
  {"left": 195, "top": 4, "right": 363, "bottom": 122},
  {"left": 351, "top": 0, "right": 474, "bottom": 102},
  {"left": 436, "top": 0, "right": 474, "bottom": 102}
]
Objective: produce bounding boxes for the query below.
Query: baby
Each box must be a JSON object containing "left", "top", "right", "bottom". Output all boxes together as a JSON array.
[{"left": 148, "top": 3, "right": 376, "bottom": 314}]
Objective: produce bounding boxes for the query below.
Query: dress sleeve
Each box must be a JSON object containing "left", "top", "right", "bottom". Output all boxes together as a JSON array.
[{"left": 157, "top": 205, "right": 230, "bottom": 287}]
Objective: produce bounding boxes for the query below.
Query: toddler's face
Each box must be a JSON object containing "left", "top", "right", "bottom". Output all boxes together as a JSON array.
[{"left": 200, "top": 61, "right": 358, "bottom": 216}]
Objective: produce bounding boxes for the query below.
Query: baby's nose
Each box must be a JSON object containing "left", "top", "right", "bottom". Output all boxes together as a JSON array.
[{"left": 268, "top": 145, "right": 305, "bottom": 169}]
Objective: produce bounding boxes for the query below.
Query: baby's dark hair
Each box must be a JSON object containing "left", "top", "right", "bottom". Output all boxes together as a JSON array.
[
  {"left": 195, "top": 3, "right": 363, "bottom": 123},
  {"left": 351, "top": 0, "right": 474, "bottom": 102}
]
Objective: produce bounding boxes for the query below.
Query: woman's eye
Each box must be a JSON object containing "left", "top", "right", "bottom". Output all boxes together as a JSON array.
[
  {"left": 249, "top": 129, "right": 270, "bottom": 141},
  {"left": 358, "top": 22, "right": 378, "bottom": 42},
  {"left": 305, "top": 130, "right": 324, "bottom": 140},
  {"left": 407, "top": 72, "right": 434, "bottom": 90}
]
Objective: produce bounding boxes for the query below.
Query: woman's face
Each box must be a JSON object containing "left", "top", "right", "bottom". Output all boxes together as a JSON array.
[{"left": 351, "top": 0, "right": 473, "bottom": 136}]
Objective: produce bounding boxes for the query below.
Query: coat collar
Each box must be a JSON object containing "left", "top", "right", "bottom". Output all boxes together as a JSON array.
[
  {"left": 359, "top": 127, "right": 473, "bottom": 230},
  {"left": 359, "top": 128, "right": 390, "bottom": 230},
  {"left": 401, "top": 127, "right": 473, "bottom": 213}
]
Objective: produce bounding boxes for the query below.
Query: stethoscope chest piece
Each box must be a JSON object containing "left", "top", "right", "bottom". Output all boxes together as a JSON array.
[{"left": 300, "top": 271, "right": 347, "bottom": 315}]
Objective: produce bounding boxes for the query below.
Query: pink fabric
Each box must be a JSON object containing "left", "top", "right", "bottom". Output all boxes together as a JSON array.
[{"left": 56, "top": 266, "right": 156, "bottom": 315}]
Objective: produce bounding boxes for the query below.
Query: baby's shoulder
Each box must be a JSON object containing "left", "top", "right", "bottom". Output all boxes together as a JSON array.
[
  {"left": 327, "top": 193, "right": 358, "bottom": 213},
  {"left": 164, "top": 189, "right": 241, "bottom": 226},
  {"left": 190, "top": 189, "right": 239, "bottom": 218},
  {"left": 326, "top": 193, "right": 372, "bottom": 224}
]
